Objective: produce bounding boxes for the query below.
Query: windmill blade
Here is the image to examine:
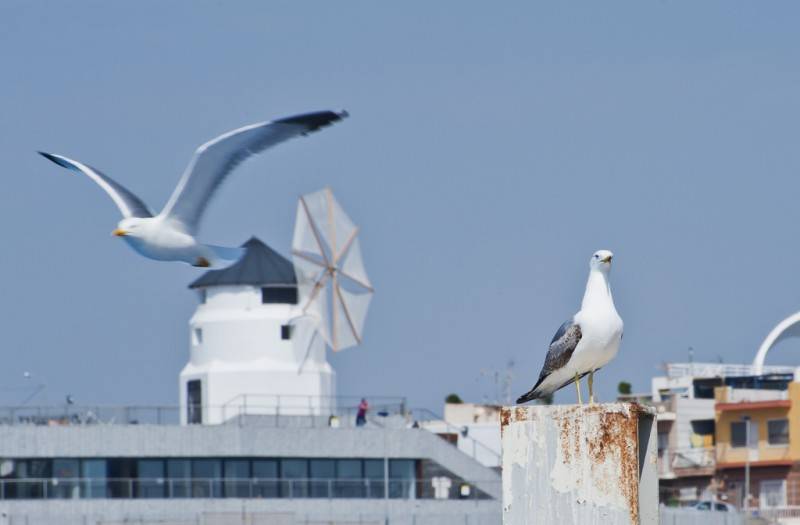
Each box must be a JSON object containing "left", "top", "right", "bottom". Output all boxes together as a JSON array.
[
  {"left": 339, "top": 237, "right": 373, "bottom": 291},
  {"left": 294, "top": 196, "right": 329, "bottom": 264},
  {"left": 291, "top": 187, "right": 372, "bottom": 353},
  {"left": 336, "top": 285, "right": 373, "bottom": 350}
]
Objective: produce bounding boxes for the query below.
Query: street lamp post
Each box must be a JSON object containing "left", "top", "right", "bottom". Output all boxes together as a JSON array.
[{"left": 743, "top": 415, "right": 751, "bottom": 512}]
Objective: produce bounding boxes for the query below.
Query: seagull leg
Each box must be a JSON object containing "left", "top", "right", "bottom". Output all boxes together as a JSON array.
[
  {"left": 574, "top": 373, "right": 583, "bottom": 405},
  {"left": 588, "top": 371, "right": 595, "bottom": 405}
]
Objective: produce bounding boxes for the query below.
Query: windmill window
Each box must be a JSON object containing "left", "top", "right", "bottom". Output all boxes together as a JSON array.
[
  {"left": 192, "top": 328, "right": 203, "bottom": 346},
  {"left": 261, "top": 287, "right": 298, "bottom": 305},
  {"left": 281, "top": 325, "right": 292, "bottom": 340}
]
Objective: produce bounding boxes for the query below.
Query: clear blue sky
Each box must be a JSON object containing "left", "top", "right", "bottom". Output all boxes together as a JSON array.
[{"left": 1, "top": 1, "right": 800, "bottom": 409}]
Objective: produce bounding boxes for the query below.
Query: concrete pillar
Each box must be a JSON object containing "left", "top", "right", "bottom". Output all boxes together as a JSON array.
[{"left": 501, "top": 403, "right": 657, "bottom": 525}]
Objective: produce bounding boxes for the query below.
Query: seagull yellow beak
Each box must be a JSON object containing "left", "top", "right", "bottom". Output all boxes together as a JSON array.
[
  {"left": 112, "top": 228, "right": 128, "bottom": 237},
  {"left": 601, "top": 255, "right": 613, "bottom": 263}
]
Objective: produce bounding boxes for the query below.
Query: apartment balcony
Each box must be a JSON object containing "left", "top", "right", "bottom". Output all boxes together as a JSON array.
[
  {"left": 716, "top": 442, "right": 792, "bottom": 468},
  {"left": 658, "top": 447, "right": 715, "bottom": 479}
]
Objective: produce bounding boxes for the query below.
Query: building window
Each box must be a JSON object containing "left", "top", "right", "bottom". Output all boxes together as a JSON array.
[
  {"left": 187, "top": 380, "right": 202, "bottom": 425},
  {"left": 364, "top": 459, "right": 385, "bottom": 499},
  {"left": 760, "top": 479, "right": 787, "bottom": 509},
  {"left": 389, "top": 459, "right": 416, "bottom": 499},
  {"left": 197, "top": 289, "right": 206, "bottom": 304},
  {"left": 224, "top": 460, "right": 250, "bottom": 498},
  {"left": 281, "top": 325, "right": 292, "bottom": 340},
  {"left": 731, "top": 421, "right": 752, "bottom": 448},
  {"left": 262, "top": 286, "right": 298, "bottom": 304},
  {"left": 280, "top": 459, "right": 309, "bottom": 498},
  {"left": 167, "top": 460, "right": 191, "bottom": 498},
  {"left": 252, "top": 460, "right": 279, "bottom": 498},
  {"left": 192, "top": 328, "right": 203, "bottom": 346},
  {"left": 137, "top": 460, "right": 165, "bottom": 498},
  {"left": 768, "top": 419, "right": 789, "bottom": 445},
  {"left": 192, "top": 460, "right": 222, "bottom": 498}
]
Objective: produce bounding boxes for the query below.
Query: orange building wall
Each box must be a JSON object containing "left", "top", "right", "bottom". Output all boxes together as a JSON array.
[{"left": 714, "top": 383, "right": 800, "bottom": 466}]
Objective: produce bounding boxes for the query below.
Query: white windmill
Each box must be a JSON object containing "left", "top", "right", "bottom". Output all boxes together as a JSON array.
[{"left": 291, "top": 187, "right": 373, "bottom": 362}]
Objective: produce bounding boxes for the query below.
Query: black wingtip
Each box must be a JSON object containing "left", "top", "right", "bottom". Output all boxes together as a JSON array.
[
  {"left": 38, "top": 151, "right": 71, "bottom": 169},
  {"left": 276, "top": 110, "right": 349, "bottom": 133}
]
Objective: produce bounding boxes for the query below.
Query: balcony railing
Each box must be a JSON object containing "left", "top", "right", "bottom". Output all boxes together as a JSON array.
[
  {"left": 658, "top": 447, "right": 715, "bottom": 477},
  {"left": 0, "top": 477, "right": 498, "bottom": 501}
]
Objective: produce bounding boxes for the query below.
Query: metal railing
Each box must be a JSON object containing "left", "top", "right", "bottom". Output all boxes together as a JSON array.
[
  {"left": 666, "top": 362, "right": 796, "bottom": 379},
  {"left": 220, "top": 394, "right": 406, "bottom": 426},
  {"left": 0, "top": 477, "right": 498, "bottom": 501},
  {"left": 0, "top": 395, "right": 407, "bottom": 429}
]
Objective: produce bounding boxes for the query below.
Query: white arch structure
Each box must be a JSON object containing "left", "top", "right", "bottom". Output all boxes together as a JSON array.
[{"left": 753, "top": 311, "right": 800, "bottom": 375}]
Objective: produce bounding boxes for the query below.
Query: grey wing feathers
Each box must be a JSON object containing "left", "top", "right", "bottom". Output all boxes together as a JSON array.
[
  {"left": 159, "top": 110, "right": 348, "bottom": 233},
  {"left": 38, "top": 152, "right": 153, "bottom": 218},
  {"left": 516, "top": 320, "right": 582, "bottom": 404}
]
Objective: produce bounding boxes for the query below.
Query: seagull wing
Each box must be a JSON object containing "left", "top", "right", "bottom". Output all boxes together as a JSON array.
[
  {"left": 516, "top": 319, "right": 583, "bottom": 404},
  {"left": 38, "top": 152, "right": 153, "bottom": 218},
  {"left": 159, "top": 110, "right": 348, "bottom": 233}
]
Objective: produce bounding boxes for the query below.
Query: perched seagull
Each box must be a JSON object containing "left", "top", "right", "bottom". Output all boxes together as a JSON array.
[
  {"left": 39, "top": 110, "right": 348, "bottom": 267},
  {"left": 516, "top": 250, "right": 623, "bottom": 405}
]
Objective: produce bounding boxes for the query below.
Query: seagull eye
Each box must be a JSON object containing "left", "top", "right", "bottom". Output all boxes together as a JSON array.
[{"left": 594, "top": 254, "right": 599, "bottom": 259}]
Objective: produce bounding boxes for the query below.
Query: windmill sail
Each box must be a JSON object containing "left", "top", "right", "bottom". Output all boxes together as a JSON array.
[{"left": 292, "top": 188, "right": 373, "bottom": 352}]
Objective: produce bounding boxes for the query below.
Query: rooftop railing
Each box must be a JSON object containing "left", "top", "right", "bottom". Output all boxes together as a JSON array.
[
  {"left": 0, "top": 395, "right": 407, "bottom": 429},
  {"left": 666, "top": 362, "right": 797, "bottom": 379},
  {"left": 0, "top": 477, "right": 498, "bottom": 501}
]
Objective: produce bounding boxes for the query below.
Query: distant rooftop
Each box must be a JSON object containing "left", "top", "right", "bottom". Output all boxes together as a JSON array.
[{"left": 189, "top": 237, "right": 296, "bottom": 289}]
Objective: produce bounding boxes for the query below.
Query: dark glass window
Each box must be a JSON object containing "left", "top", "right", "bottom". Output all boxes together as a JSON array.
[
  {"left": 731, "top": 422, "right": 748, "bottom": 448},
  {"left": 187, "top": 380, "right": 202, "bottom": 425},
  {"left": 768, "top": 419, "right": 790, "bottom": 445},
  {"left": 167, "top": 460, "right": 191, "bottom": 498},
  {"left": 252, "top": 460, "right": 278, "bottom": 498},
  {"left": 336, "top": 459, "right": 363, "bottom": 498},
  {"left": 310, "top": 460, "right": 335, "bottom": 497},
  {"left": 280, "top": 459, "right": 308, "bottom": 498},
  {"left": 137, "top": 460, "right": 165, "bottom": 498},
  {"left": 51, "top": 459, "right": 80, "bottom": 499},
  {"left": 14, "top": 460, "right": 50, "bottom": 499},
  {"left": 364, "top": 459, "right": 385, "bottom": 499},
  {"left": 224, "top": 460, "right": 250, "bottom": 498},
  {"left": 81, "top": 459, "right": 107, "bottom": 499},
  {"left": 262, "top": 287, "right": 298, "bottom": 304},
  {"left": 192, "top": 460, "right": 222, "bottom": 498},
  {"left": 281, "top": 325, "right": 292, "bottom": 340},
  {"left": 389, "top": 460, "right": 416, "bottom": 499}
]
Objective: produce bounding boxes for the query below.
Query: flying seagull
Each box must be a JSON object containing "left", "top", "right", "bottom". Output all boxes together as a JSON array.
[
  {"left": 39, "top": 110, "right": 348, "bottom": 267},
  {"left": 516, "top": 250, "right": 623, "bottom": 405}
]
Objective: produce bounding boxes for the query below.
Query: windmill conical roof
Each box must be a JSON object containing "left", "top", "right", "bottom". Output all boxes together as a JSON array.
[{"left": 188, "top": 237, "right": 296, "bottom": 289}]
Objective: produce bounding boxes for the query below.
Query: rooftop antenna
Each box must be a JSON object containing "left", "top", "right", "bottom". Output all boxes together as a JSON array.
[
  {"left": 19, "top": 372, "right": 46, "bottom": 407},
  {"left": 688, "top": 346, "right": 695, "bottom": 376}
]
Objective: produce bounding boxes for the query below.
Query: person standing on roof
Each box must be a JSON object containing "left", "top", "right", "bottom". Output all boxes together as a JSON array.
[{"left": 356, "top": 398, "right": 369, "bottom": 427}]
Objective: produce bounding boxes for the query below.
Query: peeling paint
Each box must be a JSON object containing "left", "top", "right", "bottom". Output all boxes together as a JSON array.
[{"left": 501, "top": 403, "right": 656, "bottom": 525}]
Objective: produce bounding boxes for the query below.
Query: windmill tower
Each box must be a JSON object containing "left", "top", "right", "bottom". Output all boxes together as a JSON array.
[{"left": 179, "top": 237, "right": 335, "bottom": 425}]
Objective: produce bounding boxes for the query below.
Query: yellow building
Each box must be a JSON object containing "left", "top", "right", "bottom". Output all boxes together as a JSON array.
[{"left": 714, "top": 382, "right": 800, "bottom": 509}]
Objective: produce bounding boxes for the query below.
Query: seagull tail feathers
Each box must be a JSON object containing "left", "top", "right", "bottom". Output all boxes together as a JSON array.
[
  {"left": 207, "top": 245, "right": 245, "bottom": 265},
  {"left": 515, "top": 388, "right": 543, "bottom": 405}
]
